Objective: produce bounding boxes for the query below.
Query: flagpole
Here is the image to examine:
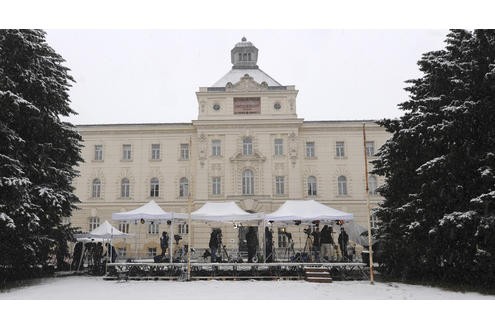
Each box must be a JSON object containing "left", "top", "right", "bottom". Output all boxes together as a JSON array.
[{"left": 362, "top": 123, "right": 375, "bottom": 284}]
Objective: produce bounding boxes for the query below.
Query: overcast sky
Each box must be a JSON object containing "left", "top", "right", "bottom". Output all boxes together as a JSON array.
[{"left": 44, "top": 29, "right": 449, "bottom": 125}]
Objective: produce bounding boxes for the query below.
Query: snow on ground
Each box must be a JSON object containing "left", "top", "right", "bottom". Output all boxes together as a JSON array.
[
  {"left": 0, "top": 275, "right": 493, "bottom": 300},
  {"left": 1, "top": 276, "right": 493, "bottom": 328}
]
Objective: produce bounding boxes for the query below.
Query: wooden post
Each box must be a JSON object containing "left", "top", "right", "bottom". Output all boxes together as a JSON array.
[
  {"left": 362, "top": 123, "right": 375, "bottom": 284},
  {"left": 187, "top": 136, "right": 193, "bottom": 281}
]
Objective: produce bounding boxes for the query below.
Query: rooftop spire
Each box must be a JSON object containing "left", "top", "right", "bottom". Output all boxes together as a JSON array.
[{"left": 231, "top": 37, "right": 259, "bottom": 69}]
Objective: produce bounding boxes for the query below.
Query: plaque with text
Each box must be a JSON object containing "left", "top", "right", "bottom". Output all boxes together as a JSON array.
[{"left": 234, "top": 97, "right": 261, "bottom": 114}]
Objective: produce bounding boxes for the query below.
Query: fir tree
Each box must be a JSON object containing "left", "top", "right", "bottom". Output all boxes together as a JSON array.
[
  {"left": 0, "top": 29, "right": 82, "bottom": 280},
  {"left": 373, "top": 30, "right": 495, "bottom": 288}
]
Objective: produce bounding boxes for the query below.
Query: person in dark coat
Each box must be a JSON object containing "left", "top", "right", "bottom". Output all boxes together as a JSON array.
[
  {"left": 265, "top": 227, "right": 273, "bottom": 262},
  {"left": 160, "top": 231, "right": 169, "bottom": 257},
  {"left": 338, "top": 227, "right": 349, "bottom": 261},
  {"left": 246, "top": 227, "right": 258, "bottom": 263},
  {"left": 72, "top": 241, "right": 83, "bottom": 270},
  {"left": 105, "top": 243, "right": 118, "bottom": 263},
  {"left": 320, "top": 225, "right": 335, "bottom": 262},
  {"left": 311, "top": 225, "right": 321, "bottom": 262},
  {"left": 209, "top": 228, "right": 222, "bottom": 262}
]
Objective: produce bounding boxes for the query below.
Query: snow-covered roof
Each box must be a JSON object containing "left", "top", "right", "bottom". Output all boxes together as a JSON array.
[
  {"left": 75, "top": 220, "right": 129, "bottom": 240},
  {"left": 265, "top": 200, "right": 353, "bottom": 223},
  {"left": 212, "top": 68, "right": 282, "bottom": 87}
]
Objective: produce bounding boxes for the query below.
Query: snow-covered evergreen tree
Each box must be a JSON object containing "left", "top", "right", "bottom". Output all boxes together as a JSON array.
[
  {"left": 373, "top": 30, "right": 495, "bottom": 287},
  {"left": 0, "top": 30, "right": 82, "bottom": 279}
]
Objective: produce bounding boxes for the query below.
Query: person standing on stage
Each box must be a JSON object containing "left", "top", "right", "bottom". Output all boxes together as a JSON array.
[
  {"left": 338, "top": 227, "right": 349, "bottom": 261},
  {"left": 246, "top": 227, "right": 258, "bottom": 263},
  {"left": 160, "top": 231, "right": 169, "bottom": 257},
  {"left": 265, "top": 227, "right": 273, "bottom": 262},
  {"left": 209, "top": 228, "right": 222, "bottom": 262},
  {"left": 320, "top": 225, "right": 335, "bottom": 262}
]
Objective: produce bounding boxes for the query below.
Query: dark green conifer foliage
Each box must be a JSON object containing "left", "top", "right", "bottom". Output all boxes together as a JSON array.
[
  {"left": 0, "top": 29, "right": 82, "bottom": 280},
  {"left": 373, "top": 30, "right": 495, "bottom": 287}
]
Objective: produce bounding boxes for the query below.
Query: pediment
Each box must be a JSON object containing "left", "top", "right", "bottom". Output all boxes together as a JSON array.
[
  {"left": 226, "top": 74, "right": 268, "bottom": 92},
  {"left": 230, "top": 150, "right": 266, "bottom": 162}
]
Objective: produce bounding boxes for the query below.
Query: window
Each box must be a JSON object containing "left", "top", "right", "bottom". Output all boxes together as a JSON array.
[
  {"left": 121, "top": 178, "right": 130, "bottom": 198},
  {"left": 366, "top": 141, "right": 375, "bottom": 157},
  {"left": 148, "top": 223, "right": 160, "bottom": 234},
  {"left": 118, "top": 247, "right": 127, "bottom": 257},
  {"left": 274, "top": 138, "right": 283, "bottom": 156},
  {"left": 212, "top": 177, "right": 221, "bottom": 195},
  {"left": 92, "top": 178, "right": 101, "bottom": 198},
  {"left": 278, "top": 228, "right": 289, "bottom": 248},
  {"left": 122, "top": 144, "right": 132, "bottom": 160},
  {"left": 336, "top": 142, "right": 345, "bottom": 158},
  {"left": 180, "top": 143, "right": 189, "bottom": 160},
  {"left": 211, "top": 140, "right": 221, "bottom": 156},
  {"left": 307, "top": 176, "right": 317, "bottom": 196},
  {"left": 178, "top": 223, "right": 189, "bottom": 235},
  {"left": 306, "top": 142, "right": 315, "bottom": 158},
  {"left": 242, "top": 169, "right": 254, "bottom": 195},
  {"left": 118, "top": 223, "right": 129, "bottom": 234},
  {"left": 148, "top": 248, "right": 157, "bottom": 257},
  {"left": 179, "top": 177, "right": 189, "bottom": 197},
  {"left": 338, "top": 176, "right": 348, "bottom": 195},
  {"left": 275, "top": 176, "right": 285, "bottom": 195},
  {"left": 94, "top": 145, "right": 103, "bottom": 161},
  {"left": 150, "top": 178, "right": 160, "bottom": 197},
  {"left": 89, "top": 217, "right": 100, "bottom": 231},
  {"left": 369, "top": 175, "right": 378, "bottom": 196},
  {"left": 151, "top": 144, "right": 160, "bottom": 160},
  {"left": 243, "top": 137, "right": 253, "bottom": 156}
]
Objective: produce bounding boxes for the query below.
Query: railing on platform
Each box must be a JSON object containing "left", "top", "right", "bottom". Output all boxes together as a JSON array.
[{"left": 104, "top": 261, "right": 368, "bottom": 281}]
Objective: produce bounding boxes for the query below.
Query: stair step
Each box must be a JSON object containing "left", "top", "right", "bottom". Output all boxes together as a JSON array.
[{"left": 306, "top": 276, "right": 333, "bottom": 283}]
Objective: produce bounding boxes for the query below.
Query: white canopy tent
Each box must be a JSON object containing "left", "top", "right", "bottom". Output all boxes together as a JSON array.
[
  {"left": 265, "top": 200, "right": 353, "bottom": 223},
  {"left": 191, "top": 201, "right": 261, "bottom": 223},
  {"left": 74, "top": 220, "right": 129, "bottom": 271},
  {"left": 111, "top": 200, "right": 187, "bottom": 263},
  {"left": 111, "top": 200, "right": 187, "bottom": 222}
]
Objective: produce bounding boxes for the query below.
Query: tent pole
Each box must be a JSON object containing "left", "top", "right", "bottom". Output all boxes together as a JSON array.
[
  {"left": 362, "top": 123, "right": 375, "bottom": 284},
  {"left": 169, "top": 219, "right": 173, "bottom": 264}
]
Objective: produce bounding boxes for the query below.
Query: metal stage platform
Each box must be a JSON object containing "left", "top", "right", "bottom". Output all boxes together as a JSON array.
[{"left": 104, "top": 262, "right": 370, "bottom": 281}]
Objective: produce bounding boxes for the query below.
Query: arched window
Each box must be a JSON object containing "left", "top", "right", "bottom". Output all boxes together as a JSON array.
[
  {"left": 179, "top": 177, "right": 189, "bottom": 197},
  {"left": 150, "top": 177, "right": 159, "bottom": 197},
  {"left": 307, "top": 176, "right": 317, "bottom": 196},
  {"left": 92, "top": 178, "right": 101, "bottom": 198},
  {"left": 248, "top": 53, "right": 252, "bottom": 61},
  {"left": 338, "top": 176, "right": 347, "bottom": 195},
  {"left": 369, "top": 175, "right": 378, "bottom": 195},
  {"left": 238, "top": 53, "right": 242, "bottom": 61},
  {"left": 243, "top": 137, "right": 253, "bottom": 156},
  {"left": 121, "top": 178, "right": 130, "bottom": 198},
  {"left": 242, "top": 169, "right": 254, "bottom": 195},
  {"left": 243, "top": 53, "right": 247, "bottom": 61}
]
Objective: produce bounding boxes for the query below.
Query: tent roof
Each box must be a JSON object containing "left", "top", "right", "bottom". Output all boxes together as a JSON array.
[
  {"left": 75, "top": 220, "right": 129, "bottom": 240},
  {"left": 191, "top": 201, "right": 260, "bottom": 222},
  {"left": 111, "top": 200, "right": 187, "bottom": 222},
  {"left": 265, "top": 200, "right": 353, "bottom": 223}
]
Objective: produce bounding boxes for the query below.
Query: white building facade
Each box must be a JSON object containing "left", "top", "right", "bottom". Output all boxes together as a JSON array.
[{"left": 71, "top": 38, "right": 390, "bottom": 259}]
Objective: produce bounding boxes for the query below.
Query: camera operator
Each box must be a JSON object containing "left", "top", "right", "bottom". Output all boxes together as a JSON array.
[
  {"left": 311, "top": 225, "right": 321, "bottom": 262},
  {"left": 209, "top": 228, "right": 222, "bottom": 262},
  {"left": 265, "top": 227, "right": 273, "bottom": 263},
  {"left": 320, "top": 225, "right": 334, "bottom": 262},
  {"left": 160, "top": 231, "right": 169, "bottom": 257},
  {"left": 338, "top": 227, "right": 349, "bottom": 261},
  {"left": 246, "top": 227, "right": 258, "bottom": 263}
]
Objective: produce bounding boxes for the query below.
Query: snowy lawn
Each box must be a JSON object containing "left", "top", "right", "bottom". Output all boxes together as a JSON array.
[
  {"left": 1, "top": 276, "right": 493, "bottom": 328},
  {"left": 0, "top": 275, "right": 493, "bottom": 300}
]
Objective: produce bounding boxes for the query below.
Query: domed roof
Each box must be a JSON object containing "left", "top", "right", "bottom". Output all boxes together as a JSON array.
[{"left": 235, "top": 36, "right": 254, "bottom": 48}]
